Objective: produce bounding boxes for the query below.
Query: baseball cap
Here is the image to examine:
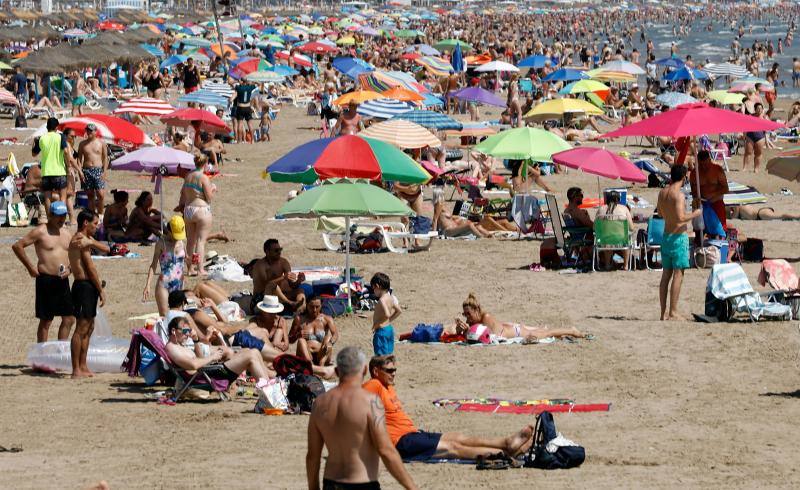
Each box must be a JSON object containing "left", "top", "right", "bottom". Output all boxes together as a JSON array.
[
  {"left": 466, "top": 324, "right": 492, "bottom": 345},
  {"left": 168, "top": 215, "right": 186, "bottom": 240},
  {"left": 49, "top": 201, "right": 68, "bottom": 216}
]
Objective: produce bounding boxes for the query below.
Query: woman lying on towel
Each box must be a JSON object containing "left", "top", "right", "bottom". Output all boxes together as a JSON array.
[
  {"left": 450, "top": 293, "right": 587, "bottom": 342},
  {"left": 727, "top": 204, "right": 800, "bottom": 221}
]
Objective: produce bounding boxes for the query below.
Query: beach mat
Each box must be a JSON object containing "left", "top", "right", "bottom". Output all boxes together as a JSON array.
[
  {"left": 457, "top": 403, "right": 610, "bottom": 414},
  {"left": 724, "top": 181, "right": 767, "bottom": 206}
]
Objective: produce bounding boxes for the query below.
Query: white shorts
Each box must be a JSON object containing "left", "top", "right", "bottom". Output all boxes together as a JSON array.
[{"left": 432, "top": 186, "right": 445, "bottom": 205}]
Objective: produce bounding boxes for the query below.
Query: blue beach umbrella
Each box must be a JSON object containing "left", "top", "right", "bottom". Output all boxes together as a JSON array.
[
  {"left": 541, "top": 68, "right": 589, "bottom": 82},
  {"left": 663, "top": 67, "right": 709, "bottom": 81},
  {"left": 393, "top": 109, "right": 462, "bottom": 130},
  {"left": 518, "top": 54, "right": 556, "bottom": 69},
  {"left": 655, "top": 57, "right": 685, "bottom": 69},
  {"left": 160, "top": 55, "right": 188, "bottom": 70},
  {"left": 332, "top": 57, "right": 374, "bottom": 79},
  {"left": 451, "top": 42, "right": 464, "bottom": 73}
]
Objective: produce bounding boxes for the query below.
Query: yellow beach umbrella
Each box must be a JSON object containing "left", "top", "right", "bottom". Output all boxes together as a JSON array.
[
  {"left": 587, "top": 68, "right": 637, "bottom": 82},
  {"left": 334, "top": 90, "right": 383, "bottom": 106},
  {"left": 707, "top": 90, "right": 745, "bottom": 106},
  {"left": 359, "top": 119, "right": 441, "bottom": 149},
  {"left": 336, "top": 36, "right": 356, "bottom": 46},
  {"left": 525, "top": 98, "right": 604, "bottom": 119}
]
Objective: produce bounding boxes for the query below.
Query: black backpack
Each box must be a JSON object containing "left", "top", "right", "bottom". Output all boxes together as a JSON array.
[
  {"left": 286, "top": 373, "right": 325, "bottom": 413},
  {"left": 523, "top": 411, "right": 585, "bottom": 470}
]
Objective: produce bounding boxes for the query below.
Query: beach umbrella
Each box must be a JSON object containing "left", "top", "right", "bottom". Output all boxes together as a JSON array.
[
  {"left": 113, "top": 97, "right": 176, "bottom": 116},
  {"left": 449, "top": 86, "right": 506, "bottom": 107},
  {"left": 451, "top": 42, "right": 464, "bottom": 73},
  {"left": 271, "top": 65, "right": 300, "bottom": 77},
  {"left": 336, "top": 37, "right": 356, "bottom": 46},
  {"left": 655, "top": 91, "right": 697, "bottom": 108},
  {"left": 359, "top": 26, "right": 380, "bottom": 36},
  {"left": 357, "top": 98, "right": 413, "bottom": 119},
  {"left": 475, "top": 61, "right": 520, "bottom": 73},
  {"left": 703, "top": 62, "right": 750, "bottom": 79},
  {"left": 140, "top": 43, "right": 165, "bottom": 58},
  {"left": 541, "top": 68, "right": 589, "bottom": 82},
  {"left": 381, "top": 86, "right": 424, "bottom": 102},
  {"left": 181, "top": 37, "right": 213, "bottom": 48},
  {"left": 230, "top": 58, "right": 272, "bottom": 77},
  {"left": 663, "top": 67, "right": 709, "bottom": 81},
  {"left": 274, "top": 50, "right": 313, "bottom": 68},
  {"left": 558, "top": 79, "right": 609, "bottom": 95},
  {"left": 434, "top": 39, "right": 472, "bottom": 52},
  {"left": 58, "top": 115, "right": 154, "bottom": 149},
  {"left": 299, "top": 41, "right": 338, "bottom": 54},
  {"left": 588, "top": 69, "right": 637, "bottom": 83},
  {"left": 359, "top": 119, "right": 441, "bottom": 149},
  {"left": 393, "top": 110, "right": 462, "bottom": 130},
  {"left": 246, "top": 71, "right": 285, "bottom": 83},
  {"left": 473, "top": 127, "right": 571, "bottom": 162},
  {"left": 394, "top": 29, "right": 424, "bottom": 39},
  {"left": 160, "top": 108, "right": 231, "bottom": 134},
  {"left": 655, "top": 57, "right": 685, "bottom": 68},
  {"left": 177, "top": 89, "right": 228, "bottom": 107},
  {"left": 0, "top": 61, "right": 12, "bottom": 70},
  {"left": 333, "top": 90, "right": 383, "bottom": 106},
  {"left": 201, "top": 81, "right": 234, "bottom": 99},
  {"left": 518, "top": 55, "right": 554, "bottom": 69},
  {"left": 159, "top": 55, "right": 188, "bottom": 70},
  {"left": 359, "top": 71, "right": 428, "bottom": 94},
  {"left": 63, "top": 28, "right": 89, "bottom": 39},
  {"left": 595, "top": 60, "right": 645, "bottom": 75},
  {"left": 0, "top": 88, "right": 17, "bottom": 105},
  {"left": 707, "top": 90, "right": 745, "bottom": 105},
  {"left": 551, "top": 147, "right": 646, "bottom": 183},
  {"left": 730, "top": 76, "right": 774, "bottom": 93},
  {"left": 332, "top": 56, "right": 374, "bottom": 79},
  {"left": 419, "top": 93, "right": 445, "bottom": 108},
  {"left": 415, "top": 56, "right": 454, "bottom": 77},
  {"left": 766, "top": 155, "right": 800, "bottom": 182},
  {"left": 277, "top": 178, "right": 415, "bottom": 310},
  {"left": 266, "top": 135, "right": 430, "bottom": 184},
  {"left": 403, "top": 44, "right": 440, "bottom": 56},
  {"left": 97, "top": 20, "right": 125, "bottom": 32},
  {"left": 602, "top": 102, "right": 783, "bottom": 138}
]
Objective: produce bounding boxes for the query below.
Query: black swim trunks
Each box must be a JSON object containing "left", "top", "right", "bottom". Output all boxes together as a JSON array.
[
  {"left": 235, "top": 106, "right": 253, "bottom": 121},
  {"left": 35, "top": 274, "right": 73, "bottom": 320},
  {"left": 208, "top": 363, "right": 241, "bottom": 383},
  {"left": 395, "top": 431, "right": 443, "bottom": 461},
  {"left": 41, "top": 175, "right": 67, "bottom": 191},
  {"left": 71, "top": 279, "right": 99, "bottom": 319},
  {"left": 322, "top": 479, "right": 380, "bottom": 490}
]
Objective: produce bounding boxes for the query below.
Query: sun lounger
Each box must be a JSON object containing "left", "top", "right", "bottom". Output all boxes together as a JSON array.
[
  {"left": 758, "top": 259, "right": 800, "bottom": 318},
  {"left": 122, "top": 328, "right": 232, "bottom": 402},
  {"left": 321, "top": 220, "right": 437, "bottom": 254},
  {"left": 704, "top": 263, "right": 792, "bottom": 322}
]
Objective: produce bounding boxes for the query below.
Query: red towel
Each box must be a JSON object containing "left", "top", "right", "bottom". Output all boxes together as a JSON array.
[{"left": 456, "top": 403, "right": 610, "bottom": 414}]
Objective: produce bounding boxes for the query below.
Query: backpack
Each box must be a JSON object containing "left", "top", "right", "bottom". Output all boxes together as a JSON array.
[
  {"left": 742, "top": 238, "right": 763, "bottom": 262},
  {"left": 274, "top": 353, "right": 313, "bottom": 377},
  {"left": 523, "top": 411, "right": 585, "bottom": 470},
  {"left": 286, "top": 373, "right": 325, "bottom": 413},
  {"left": 14, "top": 113, "right": 27, "bottom": 129},
  {"left": 704, "top": 290, "right": 732, "bottom": 322},
  {"left": 409, "top": 323, "right": 443, "bottom": 343}
]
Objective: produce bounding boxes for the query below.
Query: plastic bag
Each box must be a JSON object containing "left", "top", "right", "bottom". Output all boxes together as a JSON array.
[{"left": 254, "top": 378, "right": 289, "bottom": 413}]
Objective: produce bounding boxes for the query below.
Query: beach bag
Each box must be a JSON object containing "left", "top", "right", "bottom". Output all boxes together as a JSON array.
[
  {"left": 7, "top": 201, "right": 28, "bottom": 227},
  {"left": 704, "top": 290, "right": 732, "bottom": 322},
  {"left": 231, "top": 292, "right": 254, "bottom": 316},
  {"left": 321, "top": 296, "right": 348, "bottom": 317},
  {"left": 274, "top": 354, "right": 313, "bottom": 377},
  {"left": 286, "top": 373, "right": 325, "bottom": 413},
  {"left": 14, "top": 113, "right": 26, "bottom": 128},
  {"left": 409, "top": 323, "right": 443, "bottom": 343},
  {"left": 409, "top": 216, "right": 432, "bottom": 234},
  {"left": 523, "top": 411, "right": 585, "bottom": 470},
  {"left": 742, "top": 239, "right": 763, "bottom": 262},
  {"left": 254, "top": 378, "right": 289, "bottom": 413},
  {"left": 693, "top": 246, "right": 720, "bottom": 269}
]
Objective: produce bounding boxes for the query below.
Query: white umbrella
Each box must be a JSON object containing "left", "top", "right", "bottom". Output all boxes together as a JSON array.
[{"left": 475, "top": 60, "right": 520, "bottom": 73}]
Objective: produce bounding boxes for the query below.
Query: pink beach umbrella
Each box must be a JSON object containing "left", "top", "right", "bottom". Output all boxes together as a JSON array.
[{"left": 551, "top": 147, "right": 646, "bottom": 183}]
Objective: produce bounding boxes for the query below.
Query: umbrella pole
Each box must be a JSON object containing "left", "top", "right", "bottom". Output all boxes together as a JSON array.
[
  {"left": 157, "top": 173, "right": 164, "bottom": 236},
  {"left": 345, "top": 216, "right": 352, "bottom": 312}
]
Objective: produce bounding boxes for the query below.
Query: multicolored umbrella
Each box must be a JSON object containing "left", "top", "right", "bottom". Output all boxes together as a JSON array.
[
  {"left": 558, "top": 79, "right": 609, "bottom": 95},
  {"left": 266, "top": 135, "right": 430, "bottom": 184},
  {"left": 359, "top": 119, "right": 441, "bottom": 149},
  {"left": 357, "top": 98, "right": 414, "bottom": 119},
  {"left": 393, "top": 110, "right": 462, "bottom": 130},
  {"left": 449, "top": 86, "right": 506, "bottom": 107},
  {"left": 113, "top": 97, "right": 176, "bottom": 117},
  {"left": 359, "top": 71, "right": 428, "bottom": 94},
  {"left": 58, "top": 115, "right": 155, "bottom": 149},
  {"left": 160, "top": 108, "right": 230, "bottom": 134},
  {"left": 552, "top": 148, "right": 646, "bottom": 183},
  {"left": 415, "top": 56, "right": 454, "bottom": 76},
  {"left": 473, "top": 127, "right": 571, "bottom": 161}
]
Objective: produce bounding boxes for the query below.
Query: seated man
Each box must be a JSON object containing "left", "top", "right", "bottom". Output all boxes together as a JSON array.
[
  {"left": 251, "top": 238, "right": 303, "bottom": 312},
  {"left": 244, "top": 295, "right": 289, "bottom": 352},
  {"left": 728, "top": 204, "right": 800, "bottom": 221},
  {"left": 363, "top": 355, "right": 535, "bottom": 461},
  {"left": 290, "top": 296, "right": 338, "bottom": 366},
  {"left": 164, "top": 316, "right": 272, "bottom": 385}
]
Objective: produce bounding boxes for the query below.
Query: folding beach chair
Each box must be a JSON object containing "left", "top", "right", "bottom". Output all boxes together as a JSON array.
[
  {"left": 592, "top": 216, "right": 634, "bottom": 271},
  {"left": 758, "top": 259, "right": 800, "bottom": 318},
  {"left": 122, "top": 329, "right": 232, "bottom": 402},
  {"left": 545, "top": 194, "right": 592, "bottom": 268},
  {"left": 637, "top": 216, "right": 665, "bottom": 270},
  {"left": 704, "top": 263, "right": 792, "bottom": 322}
]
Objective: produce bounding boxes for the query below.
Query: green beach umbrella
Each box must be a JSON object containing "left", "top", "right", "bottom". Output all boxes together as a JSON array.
[
  {"left": 0, "top": 61, "right": 12, "bottom": 70},
  {"left": 395, "top": 29, "right": 424, "bottom": 38},
  {"left": 434, "top": 39, "right": 472, "bottom": 52},
  {"left": 277, "top": 178, "right": 414, "bottom": 310},
  {"left": 707, "top": 90, "right": 745, "bottom": 105},
  {"left": 473, "top": 127, "right": 572, "bottom": 162}
]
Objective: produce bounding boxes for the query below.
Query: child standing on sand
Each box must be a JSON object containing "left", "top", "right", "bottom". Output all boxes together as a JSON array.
[{"left": 370, "top": 272, "right": 401, "bottom": 356}]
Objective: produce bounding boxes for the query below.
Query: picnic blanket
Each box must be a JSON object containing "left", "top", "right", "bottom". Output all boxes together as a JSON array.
[
  {"left": 724, "top": 181, "right": 767, "bottom": 206},
  {"left": 434, "top": 398, "right": 611, "bottom": 414}
]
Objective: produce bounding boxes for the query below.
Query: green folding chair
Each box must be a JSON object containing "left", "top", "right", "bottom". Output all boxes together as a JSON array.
[{"left": 592, "top": 216, "right": 633, "bottom": 271}]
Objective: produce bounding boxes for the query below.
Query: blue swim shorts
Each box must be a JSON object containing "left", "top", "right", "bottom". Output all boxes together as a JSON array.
[
  {"left": 232, "top": 330, "right": 265, "bottom": 351},
  {"left": 395, "top": 431, "right": 443, "bottom": 461},
  {"left": 372, "top": 325, "right": 394, "bottom": 356},
  {"left": 662, "top": 233, "right": 689, "bottom": 270}
]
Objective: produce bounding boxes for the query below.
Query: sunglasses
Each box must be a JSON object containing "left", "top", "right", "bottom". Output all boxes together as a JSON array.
[
  {"left": 180, "top": 328, "right": 192, "bottom": 335},
  {"left": 380, "top": 367, "right": 397, "bottom": 374},
  {"left": 271, "top": 247, "right": 283, "bottom": 253}
]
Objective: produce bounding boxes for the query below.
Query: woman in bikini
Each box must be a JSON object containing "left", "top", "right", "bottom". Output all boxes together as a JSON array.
[
  {"left": 742, "top": 102, "right": 767, "bottom": 172},
  {"left": 126, "top": 191, "right": 162, "bottom": 241},
  {"left": 143, "top": 216, "right": 187, "bottom": 316},
  {"left": 451, "top": 293, "right": 586, "bottom": 342},
  {"left": 176, "top": 154, "right": 214, "bottom": 276},
  {"left": 290, "top": 296, "right": 338, "bottom": 366},
  {"left": 506, "top": 74, "right": 523, "bottom": 127}
]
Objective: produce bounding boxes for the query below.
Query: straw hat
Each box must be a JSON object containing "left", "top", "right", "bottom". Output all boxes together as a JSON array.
[{"left": 257, "top": 295, "right": 284, "bottom": 314}]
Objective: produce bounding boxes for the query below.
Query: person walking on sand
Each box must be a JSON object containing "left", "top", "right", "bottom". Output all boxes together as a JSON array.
[
  {"left": 307, "top": 346, "right": 418, "bottom": 490},
  {"left": 68, "top": 210, "right": 108, "bottom": 378},
  {"left": 12, "top": 201, "right": 75, "bottom": 342},
  {"left": 371, "top": 273, "right": 401, "bottom": 356},
  {"left": 657, "top": 164, "right": 701, "bottom": 321},
  {"left": 77, "top": 123, "right": 109, "bottom": 217}
]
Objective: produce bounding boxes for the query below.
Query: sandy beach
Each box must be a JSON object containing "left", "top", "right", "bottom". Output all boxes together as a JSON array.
[{"left": 0, "top": 97, "right": 799, "bottom": 489}]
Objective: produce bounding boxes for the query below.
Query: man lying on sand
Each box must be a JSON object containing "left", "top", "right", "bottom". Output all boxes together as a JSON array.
[
  {"left": 364, "top": 355, "right": 534, "bottom": 461},
  {"left": 449, "top": 293, "right": 587, "bottom": 342},
  {"left": 727, "top": 204, "right": 800, "bottom": 221}
]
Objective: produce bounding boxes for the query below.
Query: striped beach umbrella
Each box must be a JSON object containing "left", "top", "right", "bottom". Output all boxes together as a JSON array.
[
  {"left": 113, "top": 97, "right": 176, "bottom": 116},
  {"left": 558, "top": 79, "right": 609, "bottom": 95},
  {"left": 359, "top": 71, "right": 428, "bottom": 94},
  {"left": 356, "top": 98, "right": 413, "bottom": 119},
  {"left": 393, "top": 110, "right": 462, "bottom": 131},
  {"left": 245, "top": 71, "right": 285, "bottom": 83},
  {"left": 58, "top": 114, "right": 155, "bottom": 149},
  {"left": 0, "top": 88, "right": 18, "bottom": 105},
  {"left": 140, "top": 43, "right": 165, "bottom": 58},
  {"left": 178, "top": 89, "right": 229, "bottom": 107},
  {"left": 201, "top": 81, "right": 234, "bottom": 99},
  {"left": 415, "top": 56, "right": 454, "bottom": 77},
  {"left": 359, "top": 119, "right": 441, "bottom": 149},
  {"left": 703, "top": 62, "right": 750, "bottom": 79}
]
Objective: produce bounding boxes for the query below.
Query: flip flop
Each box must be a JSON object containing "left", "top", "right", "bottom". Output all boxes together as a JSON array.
[{"left": 0, "top": 446, "right": 22, "bottom": 453}]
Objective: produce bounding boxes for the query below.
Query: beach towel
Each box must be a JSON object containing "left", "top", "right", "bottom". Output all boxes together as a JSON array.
[
  {"left": 433, "top": 398, "right": 611, "bottom": 415},
  {"left": 758, "top": 259, "right": 798, "bottom": 290},
  {"left": 723, "top": 181, "right": 767, "bottom": 206}
]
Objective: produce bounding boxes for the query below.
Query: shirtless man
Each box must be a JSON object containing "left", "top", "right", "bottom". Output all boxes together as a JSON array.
[
  {"left": 71, "top": 72, "right": 87, "bottom": 117},
  {"left": 68, "top": 210, "right": 108, "bottom": 378},
  {"left": 291, "top": 296, "right": 338, "bottom": 366},
  {"left": 307, "top": 347, "right": 418, "bottom": 490},
  {"left": 251, "top": 238, "right": 294, "bottom": 305},
  {"left": 12, "top": 201, "right": 75, "bottom": 342},
  {"left": 690, "top": 150, "right": 729, "bottom": 241},
  {"left": 77, "top": 124, "right": 109, "bottom": 217},
  {"left": 333, "top": 101, "right": 363, "bottom": 136},
  {"left": 657, "top": 164, "right": 701, "bottom": 321}
]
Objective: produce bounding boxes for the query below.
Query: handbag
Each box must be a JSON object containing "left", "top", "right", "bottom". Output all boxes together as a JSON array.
[
  {"left": 523, "top": 411, "right": 585, "bottom": 470},
  {"left": 693, "top": 246, "right": 720, "bottom": 269}
]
